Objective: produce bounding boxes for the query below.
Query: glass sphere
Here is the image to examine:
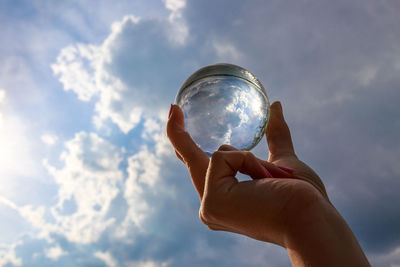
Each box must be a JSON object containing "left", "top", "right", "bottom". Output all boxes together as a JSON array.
[{"left": 175, "top": 63, "right": 270, "bottom": 156}]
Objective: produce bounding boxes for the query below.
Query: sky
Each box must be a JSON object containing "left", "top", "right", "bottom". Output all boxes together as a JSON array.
[{"left": 0, "top": 0, "right": 399, "bottom": 266}]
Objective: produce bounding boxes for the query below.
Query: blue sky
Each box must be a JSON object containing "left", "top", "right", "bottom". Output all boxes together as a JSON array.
[{"left": 0, "top": 0, "right": 400, "bottom": 266}]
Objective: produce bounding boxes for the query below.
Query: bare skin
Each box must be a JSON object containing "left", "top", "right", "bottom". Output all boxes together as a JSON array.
[{"left": 167, "top": 101, "right": 370, "bottom": 266}]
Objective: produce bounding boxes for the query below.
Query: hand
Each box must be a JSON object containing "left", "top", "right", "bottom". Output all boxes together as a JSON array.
[
  {"left": 167, "top": 101, "right": 370, "bottom": 266},
  {"left": 167, "top": 101, "right": 326, "bottom": 243}
]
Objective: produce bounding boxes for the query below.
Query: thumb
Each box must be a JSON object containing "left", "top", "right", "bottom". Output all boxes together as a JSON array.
[
  {"left": 167, "top": 105, "right": 206, "bottom": 164},
  {"left": 266, "top": 101, "right": 296, "bottom": 162},
  {"left": 166, "top": 104, "right": 209, "bottom": 197}
]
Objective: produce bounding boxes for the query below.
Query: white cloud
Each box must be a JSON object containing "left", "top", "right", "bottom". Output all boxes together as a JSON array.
[
  {"left": 164, "top": 0, "right": 188, "bottom": 45},
  {"left": 141, "top": 118, "right": 160, "bottom": 140},
  {"left": 114, "top": 116, "right": 174, "bottom": 240},
  {"left": 45, "top": 244, "right": 67, "bottom": 260},
  {"left": 0, "top": 131, "right": 125, "bottom": 246},
  {"left": 1, "top": 116, "right": 174, "bottom": 250},
  {"left": 0, "top": 240, "right": 22, "bottom": 267},
  {"left": 41, "top": 132, "right": 123, "bottom": 243},
  {"left": 0, "top": 93, "right": 39, "bottom": 179},
  {"left": 141, "top": 115, "right": 173, "bottom": 157},
  {"left": 51, "top": 16, "right": 144, "bottom": 133},
  {"left": 0, "top": 196, "right": 18, "bottom": 210},
  {"left": 0, "top": 127, "right": 128, "bottom": 260},
  {"left": 125, "top": 260, "right": 170, "bottom": 267},
  {"left": 164, "top": 0, "right": 186, "bottom": 14},
  {"left": 212, "top": 39, "right": 242, "bottom": 62},
  {"left": 94, "top": 251, "right": 117, "bottom": 267},
  {"left": 41, "top": 134, "right": 58, "bottom": 146},
  {"left": 0, "top": 131, "right": 126, "bottom": 246},
  {"left": 115, "top": 146, "right": 160, "bottom": 238},
  {"left": 52, "top": 11, "right": 194, "bottom": 134},
  {"left": 51, "top": 44, "right": 100, "bottom": 102}
]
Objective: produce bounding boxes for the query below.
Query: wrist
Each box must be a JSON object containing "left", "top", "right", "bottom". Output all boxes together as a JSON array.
[{"left": 283, "top": 188, "right": 370, "bottom": 266}]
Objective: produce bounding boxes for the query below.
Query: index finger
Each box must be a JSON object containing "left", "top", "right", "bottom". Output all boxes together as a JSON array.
[
  {"left": 206, "top": 150, "right": 270, "bottom": 193},
  {"left": 166, "top": 105, "right": 209, "bottom": 198}
]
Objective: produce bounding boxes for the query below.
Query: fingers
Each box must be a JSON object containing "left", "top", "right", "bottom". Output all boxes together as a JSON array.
[
  {"left": 266, "top": 101, "right": 296, "bottom": 162},
  {"left": 206, "top": 150, "right": 270, "bottom": 191},
  {"left": 167, "top": 105, "right": 209, "bottom": 198},
  {"left": 218, "top": 144, "right": 293, "bottom": 179},
  {"left": 166, "top": 102, "right": 296, "bottom": 198}
]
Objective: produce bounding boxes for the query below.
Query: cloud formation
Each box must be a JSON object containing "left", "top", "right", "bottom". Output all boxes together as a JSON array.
[
  {"left": 1, "top": 0, "right": 400, "bottom": 266},
  {"left": 94, "top": 250, "right": 117, "bottom": 267},
  {"left": 44, "top": 244, "right": 67, "bottom": 261},
  {"left": 51, "top": 12, "right": 193, "bottom": 134},
  {"left": 43, "top": 132, "right": 124, "bottom": 244},
  {"left": 0, "top": 240, "right": 22, "bottom": 267}
]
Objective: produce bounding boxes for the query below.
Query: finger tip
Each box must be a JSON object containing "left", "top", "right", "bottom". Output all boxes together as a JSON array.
[
  {"left": 270, "top": 101, "right": 282, "bottom": 114},
  {"left": 268, "top": 102, "right": 286, "bottom": 129},
  {"left": 167, "top": 105, "right": 186, "bottom": 138},
  {"left": 218, "top": 144, "right": 238, "bottom": 151},
  {"left": 168, "top": 105, "right": 181, "bottom": 122}
]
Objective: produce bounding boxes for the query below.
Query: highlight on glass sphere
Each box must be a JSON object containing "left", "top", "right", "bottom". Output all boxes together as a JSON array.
[{"left": 175, "top": 63, "right": 270, "bottom": 156}]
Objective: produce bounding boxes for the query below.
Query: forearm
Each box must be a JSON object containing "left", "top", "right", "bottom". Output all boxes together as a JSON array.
[{"left": 284, "top": 199, "right": 370, "bottom": 267}]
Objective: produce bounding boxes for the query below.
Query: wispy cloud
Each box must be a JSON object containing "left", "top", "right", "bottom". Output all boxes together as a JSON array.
[
  {"left": 94, "top": 250, "right": 117, "bottom": 267},
  {"left": 0, "top": 240, "right": 22, "bottom": 267},
  {"left": 44, "top": 244, "right": 67, "bottom": 261},
  {"left": 41, "top": 134, "right": 58, "bottom": 146}
]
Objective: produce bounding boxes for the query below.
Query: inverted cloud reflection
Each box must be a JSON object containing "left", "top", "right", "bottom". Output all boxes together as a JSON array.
[{"left": 177, "top": 76, "right": 269, "bottom": 154}]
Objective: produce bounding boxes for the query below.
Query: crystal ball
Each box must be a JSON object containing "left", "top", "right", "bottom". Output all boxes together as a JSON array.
[{"left": 175, "top": 63, "right": 270, "bottom": 156}]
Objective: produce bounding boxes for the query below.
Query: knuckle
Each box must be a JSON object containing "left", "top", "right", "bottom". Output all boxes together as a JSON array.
[
  {"left": 242, "top": 151, "right": 255, "bottom": 162},
  {"left": 199, "top": 207, "right": 211, "bottom": 226},
  {"left": 210, "top": 150, "right": 224, "bottom": 161},
  {"left": 218, "top": 144, "right": 233, "bottom": 151},
  {"left": 199, "top": 206, "right": 211, "bottom": 224},
  {"left": 243, "top": 150, "right": 254, "bottom": 158},
  {"left": 199, "top": 204, "right": 219, "bottom": 229},
  {"left": 206, "top": 224, "right": 220, "bottom": 231}
]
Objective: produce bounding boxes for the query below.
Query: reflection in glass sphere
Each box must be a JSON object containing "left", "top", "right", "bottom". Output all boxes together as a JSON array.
[{"left": 175, "top": 63, "right": 270, "bottom": 156}]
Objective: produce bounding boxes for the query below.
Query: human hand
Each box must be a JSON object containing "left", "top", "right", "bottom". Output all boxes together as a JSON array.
[
  {"left": 167, "top": 101, "right": 370, "bottom": 266},
  {"left": 167, "top": 101, "right": 326, "bottom": 244}
]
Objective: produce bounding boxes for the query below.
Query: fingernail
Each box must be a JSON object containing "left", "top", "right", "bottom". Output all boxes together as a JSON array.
[
  {"left": 277, "top": 165, "right": 295, "bottom": 174},
  {"left": 168, "top": 104, "right": 173, "bottom": 119},
  {"left": 263, "top": 166, "right": 273, "bottom": 178}
]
